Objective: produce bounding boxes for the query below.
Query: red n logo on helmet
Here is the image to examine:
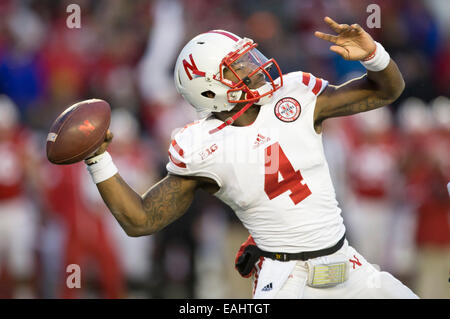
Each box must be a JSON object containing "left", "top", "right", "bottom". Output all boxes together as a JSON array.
[{"left": 183, "top": 54, "right": 205, "bottom": 80}]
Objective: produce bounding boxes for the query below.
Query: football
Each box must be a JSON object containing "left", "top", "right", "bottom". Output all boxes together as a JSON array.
[{"left": 46, "top": 99, "right": 111, "bottom": 165}]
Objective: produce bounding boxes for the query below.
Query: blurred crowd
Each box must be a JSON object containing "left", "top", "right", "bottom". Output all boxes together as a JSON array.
[{"left": 0, "top": 0, "right": 448, "bottom": 299}]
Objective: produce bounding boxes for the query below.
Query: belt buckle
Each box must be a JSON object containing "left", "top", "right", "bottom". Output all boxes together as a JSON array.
[{"left": 274, "top": 253, "right": 288, "bottom": 261}]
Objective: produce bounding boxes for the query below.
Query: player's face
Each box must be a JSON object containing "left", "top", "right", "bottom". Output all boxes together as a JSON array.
[
  {"left": 218, "top": 44, "right": 282, "bottom": 107},
  {"left": 223, "top": 62, "right": 266, "bottom": 90},
  {"left": 222, "top": 47, "right": 272, "bottom": 90}
]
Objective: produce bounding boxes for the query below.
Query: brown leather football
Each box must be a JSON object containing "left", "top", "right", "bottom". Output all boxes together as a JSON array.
[{"left": 46, "top": 99, "right": 111, "bottom": 164}]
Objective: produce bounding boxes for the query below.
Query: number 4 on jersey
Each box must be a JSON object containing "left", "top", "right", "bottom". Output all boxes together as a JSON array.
[{"left": 264, "top": 142, "right": 312, "bottom": 205}]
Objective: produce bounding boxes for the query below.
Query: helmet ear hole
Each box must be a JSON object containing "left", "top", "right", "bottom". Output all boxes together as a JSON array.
[{"left": 201, "top": 91, "right": 216, "bottom": 98}]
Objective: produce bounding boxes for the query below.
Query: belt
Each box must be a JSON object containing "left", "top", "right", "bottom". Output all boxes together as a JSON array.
[{"left": 257, "top": 233, "right": 346, "bottom": 262}]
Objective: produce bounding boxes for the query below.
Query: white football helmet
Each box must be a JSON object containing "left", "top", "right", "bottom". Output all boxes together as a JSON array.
[{"left": 174, "top": 30, "right": 283, "bottom": 115}]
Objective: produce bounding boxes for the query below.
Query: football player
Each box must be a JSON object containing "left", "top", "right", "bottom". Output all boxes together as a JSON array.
[{"left": 84, "top": 17, "right": 418, "bottom": 298}]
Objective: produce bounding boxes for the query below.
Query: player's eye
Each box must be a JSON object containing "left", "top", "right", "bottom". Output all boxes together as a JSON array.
[
  {"left": 231, "top": 62, "right": 245, "bottom": 71},
  {"left": 232, "top": 65, "right": 243, "bottom": 72}
]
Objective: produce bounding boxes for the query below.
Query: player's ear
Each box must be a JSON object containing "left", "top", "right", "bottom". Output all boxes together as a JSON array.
[{"left": 201, "top": 91, "right": 216, "bottom": 98}]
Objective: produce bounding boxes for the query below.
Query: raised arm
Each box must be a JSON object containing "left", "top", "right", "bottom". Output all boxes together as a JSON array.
[{"left": 313, "top": 17, "right": 404, "bottom": 130}]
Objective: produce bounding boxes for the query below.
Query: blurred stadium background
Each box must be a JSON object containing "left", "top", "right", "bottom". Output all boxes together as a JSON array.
[{"left": 0, "top": 0, "right": 448, "bottom": 299}]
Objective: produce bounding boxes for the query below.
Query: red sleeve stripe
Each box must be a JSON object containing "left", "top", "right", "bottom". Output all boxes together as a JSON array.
[
  {"left": 171, "top": 139, "right": 184, "bottom": 157},
  {"left": 312, "top": 78, "right": 323, "bottom": 95},
  {"left": 168, "top": 152, "right": 186, "bottom": 168},
  {"left": 302, "top": 72, "right": 311, "bottom": 86}
]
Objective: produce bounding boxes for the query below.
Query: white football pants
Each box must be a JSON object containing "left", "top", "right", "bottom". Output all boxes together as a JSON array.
[{"left": 256, "top": 240, "right": 419, "bottom": 299}]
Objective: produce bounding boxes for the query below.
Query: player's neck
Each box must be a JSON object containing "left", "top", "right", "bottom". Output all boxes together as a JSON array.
[{"left": 213, "top": 104, "right": 261, "bottom": 127}]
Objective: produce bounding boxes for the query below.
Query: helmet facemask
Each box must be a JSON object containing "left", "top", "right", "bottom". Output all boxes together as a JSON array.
[{"left": 217, "top": 39, "right": 283, "bottom": 105}]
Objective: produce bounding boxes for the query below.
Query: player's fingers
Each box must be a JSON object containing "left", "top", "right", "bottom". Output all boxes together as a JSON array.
[
  {"left": 329, "top": 45, "right": 349, "bottom": 59},
  {"left": 351, "top": 23, "right": 364, "bottom": 33},
  {"left": 85, "top": 131, "right": 112, "bottom": 159},
  {"left": 94, "top": 139, "right": 111, "bottom": 156},
  {"left": 324, "top": 17, "right": 351, "bottom": 34},
  {"left": 339, "top": 24, "right": 351, "bottom": 33},
  {"left": 314, "top": 31, "right": 338, "bottom": 43},
  {"left": 323, "top": 16, "right": 342, "bottom": 33},
  {"left": 105, "top": 130, "right": 113, "bottom": 142}
]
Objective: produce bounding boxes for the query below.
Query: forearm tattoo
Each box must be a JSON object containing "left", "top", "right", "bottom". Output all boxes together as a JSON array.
[
  {"left": 141, "top": 175, "right": 194, "bottom": 231},
  {"left": 321, "top": 70, "right": 400, "bottom": 120},
  {"left": 331, "top": 95, "right": 391, "bottom": 117}
]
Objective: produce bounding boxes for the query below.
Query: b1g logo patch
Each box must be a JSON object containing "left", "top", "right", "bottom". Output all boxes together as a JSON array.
[{"left": 274, "top": 97, "right": 301, "bottom": 122}]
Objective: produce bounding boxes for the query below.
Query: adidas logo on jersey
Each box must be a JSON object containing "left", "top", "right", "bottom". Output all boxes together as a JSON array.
[
  {"left": 253, "top": 134, "right": 271, "bottom": 149},
  {"left": 261, "top": 282, "right": 273, "bottom": 291}
]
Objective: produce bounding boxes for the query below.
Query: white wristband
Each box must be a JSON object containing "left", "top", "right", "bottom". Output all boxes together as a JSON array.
[
  {"left": 85, "top": 151, "right": 118, "bottom": 184},
  {"left": 360, "top": 41, "right": 390, "bottom": 72}
]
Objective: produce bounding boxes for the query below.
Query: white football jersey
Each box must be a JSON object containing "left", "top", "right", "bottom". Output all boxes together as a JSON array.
[{"left": 167, "top": 72, "right": 346, "bottom": 253}]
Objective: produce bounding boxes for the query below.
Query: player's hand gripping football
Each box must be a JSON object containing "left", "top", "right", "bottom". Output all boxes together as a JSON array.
[
  {"left": 91, "top": 130, "right": 113, "bottom": 157},
  {"left": 314, "top": 17, "right": 376, "bottom": 61}
]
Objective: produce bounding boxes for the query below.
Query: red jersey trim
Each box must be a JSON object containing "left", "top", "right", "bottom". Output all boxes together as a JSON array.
[
  {"left": 312, "top": 78, "right": 323, "bottom": 95},
  {"left": 168, "top": 152, "right": 186, "bottom": 168},
  {"left": 171, "top": 139, "right": 184, "bottom": 157},
  {"left": 302, "top": 72, "right": 311, "bottom": 86}
]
